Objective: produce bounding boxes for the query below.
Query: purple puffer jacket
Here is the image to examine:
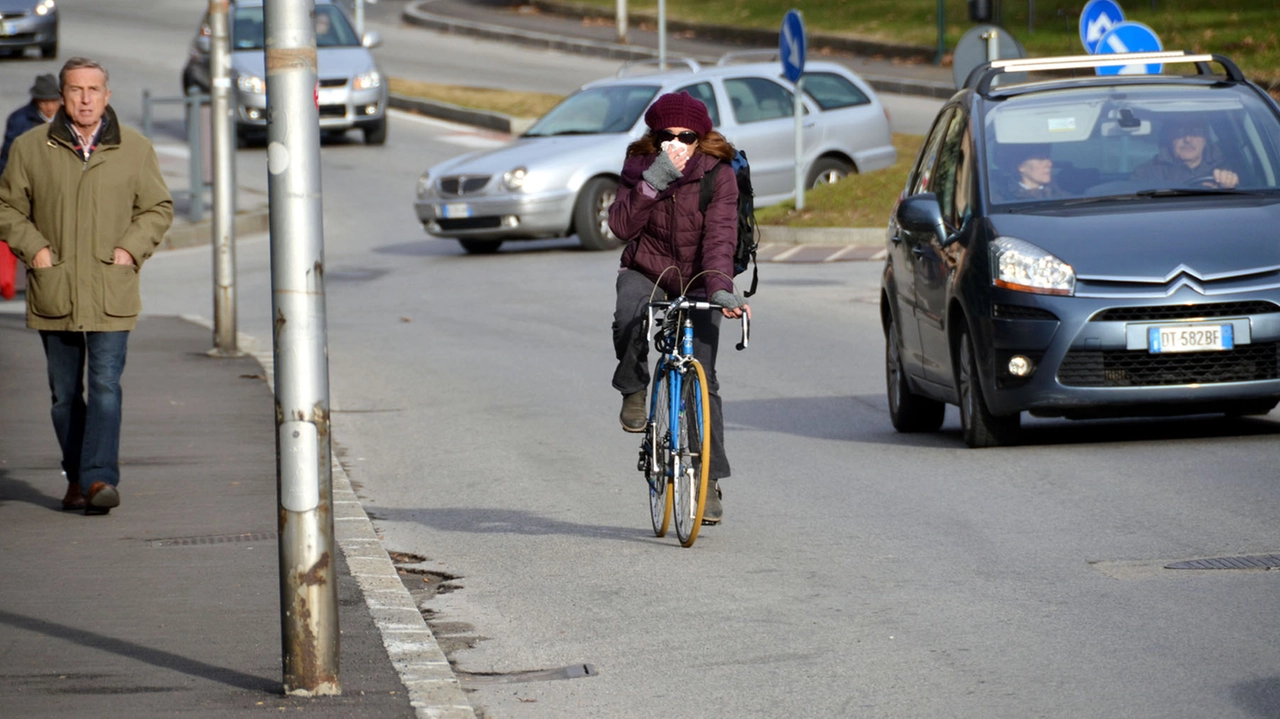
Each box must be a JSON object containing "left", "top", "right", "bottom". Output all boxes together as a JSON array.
[{"left": 608, "top": 150, "right": 738, "bottom": 299}]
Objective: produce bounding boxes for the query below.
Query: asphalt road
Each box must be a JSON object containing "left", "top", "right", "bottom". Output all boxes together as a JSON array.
[{"left": 4, "top": 3, "right": 1279, "bottom": 718}]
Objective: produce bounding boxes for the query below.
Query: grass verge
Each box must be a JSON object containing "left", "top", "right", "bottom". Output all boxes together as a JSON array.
[
  {"left": 755, "top": 134, "right": 923, "bottom": 228},
  {"left": 388, "top": 77, "right": 565, "bottom": 119}
]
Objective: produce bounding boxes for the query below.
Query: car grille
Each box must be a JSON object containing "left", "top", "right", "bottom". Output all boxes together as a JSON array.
[
  {"left": 0, "top": 11, "right": 29, "bottom": 19},
  {"left": 437, "top": 217, "right": 502, "bottom": 231},
  {"left": 439, "top": 177, "right": 490, "bottom": 195},
  {"left": 1092, "top": 301, "right": 1280, "bottom": 323},
  {"left": 1058, "top": 342, "right": 1280, "bottom": 387},
  {"left": 319, "top": 104, "right": 346, "bottom": 118},
  {"left": 318, "top": 78, "right": 347, "bottom": 88},
  {"left": 993, "top": 303, "right": 1059, "bottom": 321}
]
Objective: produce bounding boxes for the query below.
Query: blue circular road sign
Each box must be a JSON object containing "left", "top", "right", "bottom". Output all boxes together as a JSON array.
[
  {"left": 780, "top": 10, "right": 806, "bottom": 83},
  {"left": 1095, "top": 21, "right": 1164, "bottom": 75},
  {"left": 1079, "top": 0, "right": 1125, "bottom": 54}
]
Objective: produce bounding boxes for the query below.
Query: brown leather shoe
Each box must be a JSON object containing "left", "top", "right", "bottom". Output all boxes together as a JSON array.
[
  {"left": 620, "top": 391, "right": 647, "bottom": 433},
  {"left": 85, "top": 481, "right": 120, "bottom": 515},
  {"left": 61, "top": 482, "right": 86, "bottom": 511}
]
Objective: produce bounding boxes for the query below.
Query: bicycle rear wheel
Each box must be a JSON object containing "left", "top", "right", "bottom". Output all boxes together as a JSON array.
[
  {"left": 673, "top": 359, "right": 711, "bottom": 547},
  {"left": 647, "top": 367, "right": 672, "bottom": 537}
]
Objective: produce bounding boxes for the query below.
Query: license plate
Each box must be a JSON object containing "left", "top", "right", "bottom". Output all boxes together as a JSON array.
[
  {"left": 441, "top": 203, "right": 471, "bottom": 219},
  {"left": 1148, "top": 324, "right": 1233, "bottom": 353}
]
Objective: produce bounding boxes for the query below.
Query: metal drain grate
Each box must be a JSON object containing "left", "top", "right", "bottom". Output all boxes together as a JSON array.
[
  {"left": 1165, "top": 555, "right": 1280, "bottom": 570},
  {"left": 149, "top": 532, "right": 277, "bottom": 548}
]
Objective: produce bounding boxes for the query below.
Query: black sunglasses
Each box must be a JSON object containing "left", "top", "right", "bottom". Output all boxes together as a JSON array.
[{"left": 656, "top": 130, "right": 699, "bottom": 144}]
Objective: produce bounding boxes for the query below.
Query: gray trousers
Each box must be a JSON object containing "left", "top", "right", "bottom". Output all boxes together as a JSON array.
[{"left": 612, "top": 269, "right": 730, "bottom": 480}]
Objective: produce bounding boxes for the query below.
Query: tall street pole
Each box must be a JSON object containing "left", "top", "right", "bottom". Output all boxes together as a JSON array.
[
  {"left": 263, "top": 0, "right": 340, "bottom": 696},
  {"left": 209, "top": 0, "right": 242, "bottom": 358}
]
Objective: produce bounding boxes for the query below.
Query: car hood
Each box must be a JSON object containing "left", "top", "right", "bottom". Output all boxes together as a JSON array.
[
  {"left": 429, "top": 133, "right": 633, "bottom": 177},
  {"left": 989, "top": 198, "right": 1280, "bottom": 280},
  {"left": 232, "top": 46, "right": 378, "bottom": 80},
  {"left": 0, "top": 0, "right": 46, "bottom": 11}
]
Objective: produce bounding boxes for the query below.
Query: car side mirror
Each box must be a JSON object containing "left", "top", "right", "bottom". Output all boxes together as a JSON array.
[
  {"left": 896, "top": 193, "right": 952, "bottom": 244},
  {"left": 362, "top": 31, "right": 382, "bottom": 49}
]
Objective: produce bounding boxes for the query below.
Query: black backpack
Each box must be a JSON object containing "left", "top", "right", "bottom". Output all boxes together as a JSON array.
[{"left": 699, "top": 149, "right": 759, "bottom": 298}]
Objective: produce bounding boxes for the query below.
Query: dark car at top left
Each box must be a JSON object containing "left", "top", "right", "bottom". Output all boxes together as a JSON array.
[
  {"left": 0, "top": 0, "right": 57, "bottom": 58},
  {"left": 181, "top": 0, "right": 388, "bottom": 145}
]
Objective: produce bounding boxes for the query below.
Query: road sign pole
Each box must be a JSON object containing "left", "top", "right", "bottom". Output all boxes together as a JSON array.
[
  {"left": 263, "top": 0, "right": 340, "bottom": 697},
  {"left": 794, "top": 76, "right": 804, "bottom": 211},
  {"left": 657, "top": 0, "right": 666, "bottom": 69},
  {"left": 208, "top": 0, "right": 242, "bottom": 359},
  {"left": 615, "top": 0, "right": 627, "bottom": 44}
]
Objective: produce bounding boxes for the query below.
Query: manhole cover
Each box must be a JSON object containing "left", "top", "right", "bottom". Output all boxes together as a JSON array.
[{"left": 1165, "top": 554, "right": 1280, "bottom": 570}]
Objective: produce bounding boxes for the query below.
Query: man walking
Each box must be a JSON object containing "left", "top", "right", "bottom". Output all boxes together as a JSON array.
[
  {"left": 0, "top": 73, "right": 61, "bottom": 300},
  {"left": 0, "top": 57, "right": 173, "bottom": 514}
]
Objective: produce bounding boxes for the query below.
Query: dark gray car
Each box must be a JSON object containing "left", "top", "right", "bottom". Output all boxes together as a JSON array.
[
  {"left": 0, "top": 0, "right": 57, "bottom": 58},
  {"left": 881, "top": 51, "right": 1280, "bottom": 447}
]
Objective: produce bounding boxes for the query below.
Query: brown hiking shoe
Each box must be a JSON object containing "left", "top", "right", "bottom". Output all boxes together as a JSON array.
[{"left": 620, "top": 391, "right": 647, "bottom": 433}]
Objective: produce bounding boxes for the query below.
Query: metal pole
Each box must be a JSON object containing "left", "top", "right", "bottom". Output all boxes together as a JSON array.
[
  {"left": 264, "top": 0, "right": 340, "bottom": 696},
  {"left": 209, "top": 0, "right": 242, "bottom": 358},
  {"left": 657, "top": 0, "right": 666, "bottom": 69},
  {"left": 142, "top": 89, "right": 152, "bottom": 138},
  {"left": 985, "top": 28, "right": 999, "bottom": 61},
  {"left": 615, "top": 0, "right": 627, "bottom": 44},
  {"left": 355, "top": 0, "right": 364, "bottom": 36},
  {"left": 794, "top": 76, "right": 804, "bottom": 211},
  {"left": 186, "top": 87, "right": 204, "bottom": 223}
]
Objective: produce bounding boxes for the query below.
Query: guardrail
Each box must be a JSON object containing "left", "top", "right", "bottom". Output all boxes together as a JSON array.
[{"left": 141, "top": 87, "right": 211, "bottom": 223}]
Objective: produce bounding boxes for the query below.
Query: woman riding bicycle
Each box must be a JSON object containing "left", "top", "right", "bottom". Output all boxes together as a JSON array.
[{"left": 608, "top": 91, "right": 749, "bottom": 525}]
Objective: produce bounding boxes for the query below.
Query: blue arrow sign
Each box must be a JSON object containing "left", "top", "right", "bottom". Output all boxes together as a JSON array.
[
  {"left": 1095, "top": 21, "right": 1164, "bottom": 75},
  {"left": 1079, "top": 0, "right": 1125, "bottom": 54},
  {"left": 780, "top": 10, "right": 806, "bottom": 83}
]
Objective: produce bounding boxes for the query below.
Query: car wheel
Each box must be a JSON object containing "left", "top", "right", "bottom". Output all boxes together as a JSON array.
[
  {"left": 957, "top": 328, "right": 1020, "bottom": 448},
  {"left": 806, "top": 157, "right": 853, "bottom": 189},
  {"left": 573, "top": 177, "right": 623, "bottom": 251},
  {"left": 363, "top": 118, "right": 387, "bottom": 146},
  {"left": 458, "top": 239, "right": 502, "bottom": 255},
  {"left": 886, "top": 312, "right": 945, "bottom": 432}
]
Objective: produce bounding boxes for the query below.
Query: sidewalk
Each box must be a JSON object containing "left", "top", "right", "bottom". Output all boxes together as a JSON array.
[{"left": 0, "top": 314, "right": 472, "bottom": 718}]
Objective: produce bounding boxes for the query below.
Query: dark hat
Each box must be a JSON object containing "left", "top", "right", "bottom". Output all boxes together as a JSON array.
[
  {"left": 643, "top": 92, "right": 713, "bottom": 137},
  {"left": 29, "top": 74, "right": 59, "bottom": 100},
  {"left": 997, "top": 142, "right": 1051, "bottom": 170}
]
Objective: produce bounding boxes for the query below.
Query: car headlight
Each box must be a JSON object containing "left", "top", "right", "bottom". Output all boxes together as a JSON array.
[
  {"left": 416, "top": 172, "right": 432, "bottom": 199},
  {"left": 36, "top": 0, "right": 55, "bottom": 16},
  {"left": 237, "top": 74, "right": 265, "bottom": 95},
  {"left": 502, "top": 167, "right": 527, "bottom": 191},
  {"left": 991, "top": 236, "right": 1075, "bottom": 296},
  {"left": 354, "top": 70, "right": 382, "bottom": 91}
]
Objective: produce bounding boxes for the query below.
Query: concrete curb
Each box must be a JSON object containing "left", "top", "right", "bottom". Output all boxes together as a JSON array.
[
  {"left": 188, "top": 315, "right": 480, "bottom": 719},
  {"left": 401, "top": 1, "right": 956, "bottom": 100},
  {"left": 390, "top": 93, "right": 534, "bottom": 135},
  {"left": 160, "top": 210, "right": 272, "bottom": 252}
]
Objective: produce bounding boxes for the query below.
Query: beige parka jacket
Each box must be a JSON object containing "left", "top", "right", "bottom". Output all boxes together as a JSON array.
[{"left": 0, "top": 105, "right": 173, "bottom": 332}]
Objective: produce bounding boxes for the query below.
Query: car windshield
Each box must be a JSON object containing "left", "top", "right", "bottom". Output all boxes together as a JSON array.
[
  {"left": 523, "top": 84, "right": 660, "bottom": 137},
  {"left": 983, "top": 83, "right": 1280, "bottom": 205},
  {"left": 232, "top": 5, "right": 361, "bottom": 51}
]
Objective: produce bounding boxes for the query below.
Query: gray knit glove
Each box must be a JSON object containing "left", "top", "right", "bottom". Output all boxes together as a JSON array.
[
  {"left": 711, "top": 290, "right": 742, "bottom": 310},
  {"left": 642, "top": 151, "right": 682, "bottom": 191}
]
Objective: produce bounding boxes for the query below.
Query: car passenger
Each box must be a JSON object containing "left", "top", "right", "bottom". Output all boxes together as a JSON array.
[
  {"left": 1132, "top": 119, "right": 1239, "bottom": 188},
  {"left": 995, "top": 143, "right": 1062, "bottom": 200}
]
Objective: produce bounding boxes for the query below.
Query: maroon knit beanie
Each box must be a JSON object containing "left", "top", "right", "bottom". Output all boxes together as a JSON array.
[{"left": 644, "top": 92, "right": 713, "bottom": 137}]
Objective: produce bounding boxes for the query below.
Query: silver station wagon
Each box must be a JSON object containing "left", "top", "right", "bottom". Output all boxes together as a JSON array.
[
  {"left": 413, "top": 55, "right": 896, "bottom": 254},
  {"left": 182, "top": 0, "right": 388, "bottom": 145}
]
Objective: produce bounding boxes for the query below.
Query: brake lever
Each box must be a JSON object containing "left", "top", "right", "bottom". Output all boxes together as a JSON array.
[{"left": 735, "top": 310, "right": 750, "bottom": 351}]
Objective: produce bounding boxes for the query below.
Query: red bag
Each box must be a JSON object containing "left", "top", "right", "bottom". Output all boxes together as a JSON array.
[{"left": 0, "top": 241, "right": 17, "bottom": 300}]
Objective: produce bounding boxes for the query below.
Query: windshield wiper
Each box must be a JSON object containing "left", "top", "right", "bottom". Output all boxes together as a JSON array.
[{"left": 1134, "top": 187, "right": 1261, "bottom": 198}]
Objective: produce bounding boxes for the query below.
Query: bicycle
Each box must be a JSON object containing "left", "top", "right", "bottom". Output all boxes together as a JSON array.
[{"left": 636, "top": 292, "right": 749, "bottom": 547}]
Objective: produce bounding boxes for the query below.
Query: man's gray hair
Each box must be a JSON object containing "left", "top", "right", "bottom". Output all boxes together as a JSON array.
[{"left": 58, "top": 57, "right": 110, "bottom": 90}]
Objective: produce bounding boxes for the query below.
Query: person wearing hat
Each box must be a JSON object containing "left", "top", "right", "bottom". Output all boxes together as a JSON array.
[
  {"left": 607, "top": 91, "right": 749, "bottom": 525},
  {"left": 1132, "top": 117, "right": 1239, "bottom": 188},
  {"left": 995, "top": 143, "right": 1062, "bottom": 201},
  {"left": 0, "top": 74, "right": 62, "bottom": 300},
  {"left": 1, "top": 74, "right": 62, "bottom": 178}
]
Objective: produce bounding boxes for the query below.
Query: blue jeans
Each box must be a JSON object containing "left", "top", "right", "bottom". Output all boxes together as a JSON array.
[{"left": 40, "top": 330, "right": 130, "bottom": 490}]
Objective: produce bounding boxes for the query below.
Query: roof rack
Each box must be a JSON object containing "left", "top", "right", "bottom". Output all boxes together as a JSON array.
[
  {"left": 966, "top": 51, "right": 1246, "bottom": 96},
  {"left": 615, "top": 57, "right": 701, "bottom": 78},
  {"left": 716, "top": 49, "right": 779, "bottom": 66}
]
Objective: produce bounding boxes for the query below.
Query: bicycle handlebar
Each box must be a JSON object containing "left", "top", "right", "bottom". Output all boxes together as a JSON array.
[{"left": 646, "top": 298, "right": 750, "bottom": 351}]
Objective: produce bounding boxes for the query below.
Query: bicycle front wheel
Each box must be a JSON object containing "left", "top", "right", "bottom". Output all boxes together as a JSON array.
[
  {"left": 673, "top": 359, "right": 711, "bottom": 547},
  {"left": 647, "top": 367, "right": 672, "bottom": 537}
]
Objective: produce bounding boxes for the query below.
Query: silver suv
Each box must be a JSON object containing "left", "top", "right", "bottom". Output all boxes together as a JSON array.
[{"left": 181, "top": 0, "right": 388, "bottom": 145}]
